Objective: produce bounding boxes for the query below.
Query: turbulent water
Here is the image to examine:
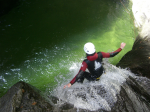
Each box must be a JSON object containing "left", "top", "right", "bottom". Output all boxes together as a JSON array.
[
  {"left": 53, "top": 61, "right": 128, "bottom": 111},
  {"left": 52, "top": 61, "right": 150, "bottom": 111}
]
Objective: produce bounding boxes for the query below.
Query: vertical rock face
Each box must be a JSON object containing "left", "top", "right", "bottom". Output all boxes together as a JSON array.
[
  {"left": 117, "top": 0, "right": 150, "bottom": 78},
  {"left": 131, "top": 0, "right": 150, "bottom": 29},
  {"left": 117, "top": 35, "right": 150, "bottom": 78},
  {"left": 0, "top": 81, "right": 54, "bottom": 112}
]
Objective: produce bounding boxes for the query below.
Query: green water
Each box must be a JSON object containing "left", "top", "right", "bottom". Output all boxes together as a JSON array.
[{"left": 0, "top": 0, "right": 136, "bottom": 97}]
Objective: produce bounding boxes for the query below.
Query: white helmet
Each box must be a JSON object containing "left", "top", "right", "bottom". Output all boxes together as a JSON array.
[{"left": 84, "top": 42, "right": 95, "bottom": 54}]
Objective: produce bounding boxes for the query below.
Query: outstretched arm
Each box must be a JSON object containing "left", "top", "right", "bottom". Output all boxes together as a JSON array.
[
  {"left": 63, "top": 61, "right": 87, "bottom": 89},
  {"left": 63, "top": 70, "right": 85, "bottom": 89},
  {"left": 101, "top": 42, "right": 126, "bottom": 58}
]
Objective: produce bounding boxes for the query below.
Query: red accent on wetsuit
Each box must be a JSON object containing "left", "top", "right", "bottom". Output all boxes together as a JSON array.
[
  {"left": 70, "top": 61, "right": 87, "bottom": 84},
  {"left": 101, "top": 48, "right": 122, "bottom": 58},
  {"left": 70, "top": 48, "right": 122, "bottom": 85}
]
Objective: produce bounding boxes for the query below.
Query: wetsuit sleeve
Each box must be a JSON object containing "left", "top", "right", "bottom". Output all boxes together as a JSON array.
[
  {"left": 70, "top": 61, "right": 87, "bottom": 85},
  {"left": 101, "top": 48, "right": 122, "bottom": 58}
]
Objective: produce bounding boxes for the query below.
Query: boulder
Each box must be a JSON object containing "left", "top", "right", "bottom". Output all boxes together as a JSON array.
[{"left": 0, "top": 81, "right": 54, "bottom": 112}]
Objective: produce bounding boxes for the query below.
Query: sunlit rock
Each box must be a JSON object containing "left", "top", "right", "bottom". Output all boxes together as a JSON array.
[
  {"left": 131, "top": 0, "right": 150, "bottom": 28},
  {"left": 131, "top": 0, "right": 150, "bottom": 37}
]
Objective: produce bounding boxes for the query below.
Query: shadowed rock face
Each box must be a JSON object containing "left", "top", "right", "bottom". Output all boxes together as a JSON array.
[
  {"left": 0, "top": 81, "right": 53, "bottom": 112},
  {"left": 117, "top": 35, "right": 150, "bottom": 78}
]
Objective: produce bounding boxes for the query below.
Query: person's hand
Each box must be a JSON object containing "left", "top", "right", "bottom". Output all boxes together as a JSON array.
[
  {"left": 120, "top": 42, "right": 126, "bottom": 49},
  {"left": 63, "top": 83, "right": 72, "bottom": 89}
]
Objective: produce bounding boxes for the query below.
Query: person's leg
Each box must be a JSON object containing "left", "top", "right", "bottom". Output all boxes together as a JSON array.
[
  {"left": 83, "top": 72, "right": 95, "bottom": 81},
  {"left": 76, "top": 71, "right": 90, "bottom": 83},
  {"left": 76, "top": 77, "right": 84, "bottom": 83},
  {"left": 84, "top": 67, "right": 104, "bottom": 81}
]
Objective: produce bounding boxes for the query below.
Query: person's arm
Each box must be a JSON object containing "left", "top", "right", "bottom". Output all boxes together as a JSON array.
[
  {"left": 101, "top": 42, "right": 126, "bottom": 58},
  {"left": 63, "top": 61, "right": 87, "bottom": 89},
  {"left": 69, "top": 70, "right": 85, "bottom": 85}
]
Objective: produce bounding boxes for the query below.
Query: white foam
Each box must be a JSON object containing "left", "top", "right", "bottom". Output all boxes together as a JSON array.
[{"left": 52, "top": 62, "right": 134, "bottom": 111}]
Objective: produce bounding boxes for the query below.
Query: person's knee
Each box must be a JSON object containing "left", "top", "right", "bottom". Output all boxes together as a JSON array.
[{"left": 77, "top": 78, "right": 84, "bottom": 83}]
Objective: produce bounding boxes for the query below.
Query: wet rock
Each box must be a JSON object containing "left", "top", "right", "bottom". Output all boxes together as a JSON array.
[
  {"left": 52, "top": 73, "right": 150, "bottom": 112},
  {"left": 112, "top": 76, "right": 150, "bottom": 112},
  {"left": 0, "top": 81, "right": 54, "bottom": 112},
  {"left": 1, "top": 77, "right": 149, "bottom": 112}
]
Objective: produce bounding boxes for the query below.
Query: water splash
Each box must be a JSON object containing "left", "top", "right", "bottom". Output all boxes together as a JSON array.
[{"left": 52, "top": 61, "right": 134, "bottom": 111}]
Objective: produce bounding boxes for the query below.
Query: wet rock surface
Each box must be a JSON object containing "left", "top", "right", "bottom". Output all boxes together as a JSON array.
[
  {"left": 0, "top": 75, "right": 150, "bottom": 112},
  {"left": 0, "top": 81, "right": 53, "bottom": 112},
  {"left": 53, "top": 75, "right": 150, "bottom": 112},
  {"left": 111, "top": 76, "right": 150, "bottom": 112}
]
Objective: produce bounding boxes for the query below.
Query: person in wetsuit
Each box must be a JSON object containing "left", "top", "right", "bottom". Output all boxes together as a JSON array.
[{"left": 64, "top": 42, "right": 126, "bottom": 89}]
